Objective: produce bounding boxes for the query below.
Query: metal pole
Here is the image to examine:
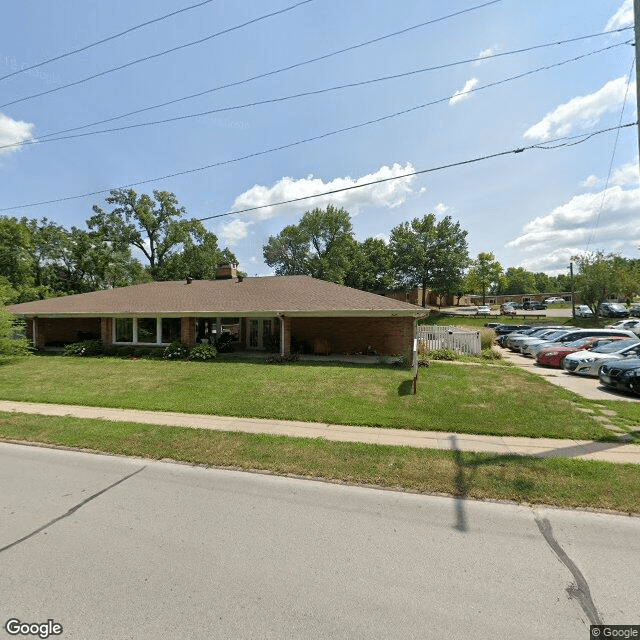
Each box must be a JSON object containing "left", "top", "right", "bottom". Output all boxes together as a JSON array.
[
  {"left": 635, "top": 0, "right": 640, "bottom": 161},
  {"left": 569, "top": 262, "right": 575, "bottom": 320}
]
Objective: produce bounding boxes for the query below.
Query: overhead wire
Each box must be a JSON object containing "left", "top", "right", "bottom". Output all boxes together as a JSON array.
[
  {"left": 0, "top": 0, "right": 317, "bottom": 109},
  {"left": 585, "top": 55, "right": 637, "bottom": 251},
  {"left": 0, "top": 122, "right": 635, "bottom": 214},
  {"left": 0, "top": 0, "right": 218, "bottom": 83},
  {"left": 14, "top": 25, "right": 633, "bottom": 146},
  {"left": 0, "top": 33, "right": 632, "bottom": 151}
]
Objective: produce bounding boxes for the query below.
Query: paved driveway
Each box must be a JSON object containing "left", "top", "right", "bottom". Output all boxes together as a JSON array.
[{"left": 498, "top": 348, "right": 640, "bottom": 402}]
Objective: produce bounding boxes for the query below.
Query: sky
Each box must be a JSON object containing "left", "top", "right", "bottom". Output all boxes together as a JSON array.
[{"left": 0, "top": 0, "right": 638, "bottom": 277}]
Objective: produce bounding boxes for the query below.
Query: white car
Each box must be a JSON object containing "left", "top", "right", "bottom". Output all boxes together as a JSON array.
[
  {"left": 575, "top": 305, "right": 593, "bottom": 318},
  {"left": 544, "top": 297, "right": 565, "bottom": 304},
  {"left": 605, "top": 319, "right": 640, "bottom": 335},
  {"left": 477, "top": 306, "right": 491, "bottom": 315},
  {"left": 562, "top": 338, "right": 640, "bottom": 376}
]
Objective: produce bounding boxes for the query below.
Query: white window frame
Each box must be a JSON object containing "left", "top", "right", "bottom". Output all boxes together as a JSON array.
[{"left": 113, "top": 317, "right": 179, "bottom": 346}]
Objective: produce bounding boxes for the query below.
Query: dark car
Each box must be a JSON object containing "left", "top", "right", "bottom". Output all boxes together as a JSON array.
[
  {"left": 522, "top": 301, "right": 547, "bottom": 310},
  {"left": 629, "top": 304, "right": 640, "bottom": 318},
  {"left": 494, "top": 324, "right": 531, "bottom": 336},
  {"left": 598, "top": 302, "right": 629, "bottom": 318},
  {"left": 599, "top": 357, "right": 640, "bottom": 396}
]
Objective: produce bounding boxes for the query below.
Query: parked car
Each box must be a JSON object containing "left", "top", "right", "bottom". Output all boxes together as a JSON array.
[
  {"left": 522, "top": 328, "right": 638, "bottom": 358},
  {"left": 599, "top": 358, "right": 640, "bottom": 396},
  {"left": 575, "top": 305, "right": 593, "bottom": 318},
  {"left": 484, "top": 322, "right": 503, "bottom": 329},
  {"left": 544, "top": 297, "right": 565, "bottom": 304},
  {"left": 500, "top": 303, "right": 517, "bottom": 316},
  {"left": 598, "top": 302, "right": 629, "bottom": 318},
  {"left": 477, "top": 305, "right": 491, "bottom": 315},
  {"left": 605, "top": 319, "right": 640, "bottom": 336},
  {"left": 520, "top": 329, "right": 578, "bottom": 356},
  {"left": 562, "top": 338, "right": 640, "bottom": 376},
  {"left": 506, "top": 326, "right": 566, "bottom": 352},
  {"left": 536, "top": 336, "right": 628, "bottom": 368},
  {"left": 629, "top": 304, "right": 640, "bottom": 318},
  {"left": 522, "top": 300, "right": 547, "bottom": 310}
]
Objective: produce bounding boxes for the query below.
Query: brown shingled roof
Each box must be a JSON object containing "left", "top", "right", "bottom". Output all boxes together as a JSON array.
[{"left": 6, "top": 276, "right": 424, "bottom": 317}]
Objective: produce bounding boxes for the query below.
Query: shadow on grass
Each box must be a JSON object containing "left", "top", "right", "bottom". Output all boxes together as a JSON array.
[
  {"left": 449, "top": 433, "right": 637, "bottom": 533},
  {"left": 397, "top": 380, "right": 414, "bottom": 396}
]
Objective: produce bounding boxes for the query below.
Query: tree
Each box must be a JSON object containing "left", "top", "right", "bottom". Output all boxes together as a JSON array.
[
  {"left": 343, "top": 237, "right": 395, "bottom": 292},
  {"left": 465, "top": 252, "right": 504, "bottom": 303},
  {"left": 501, "top": 267, "right": 537, "bottom": 295},
  {"left": 263, "top": 205, "right": 355, "bottom": 283},
  {"left": 572, "top": 252, "right": 638, "bottom": 313},
  {"left": 0, "top": 283, "right": 29, "bottom": 362},
  {"left": 89, "top": 189, "right": 213, "bottom": 279},
  {"left": 389, "top": 214, "right": 469, "bottom": 307},
  {"left": 0, "top": 216, "right": 34, "bottom": 289}
]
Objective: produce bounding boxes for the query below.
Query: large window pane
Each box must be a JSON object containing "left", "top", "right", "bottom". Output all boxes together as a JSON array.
[
  {"left": 115, "top": 318, "right": 133, "bottom": 343},
  {"left": 137, "top": 318, "right": 157, "bottom": 344},
  {"left": 162, "top": 318, "right": 181, "bottom": 344}
]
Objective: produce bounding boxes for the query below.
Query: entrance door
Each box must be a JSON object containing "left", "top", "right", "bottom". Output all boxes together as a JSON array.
[{"left": 248, "top": 319, "right": 274, "bottom": 349}]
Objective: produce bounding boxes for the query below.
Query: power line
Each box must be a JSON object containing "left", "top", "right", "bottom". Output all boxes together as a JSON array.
[
  {"left": 586, "top": 55, "right": 636, "bottom": 251},
  {"left": 1, "top": 39, "right": 629, "bottom": 151},
  {"left": 19, "top": 24, "right": 633, "bottom": 146},
  {"left": 191, "top": 123, "right": 638, "bottom": 222},
  {"left": 0, "top": 0, "right": 316, "bottom": 109},
  {"left": 0, "top": 0, "right": 218, "bottom": 83},
  {"left": 0, "top": 122, "right": 635, "bottom": 215}
]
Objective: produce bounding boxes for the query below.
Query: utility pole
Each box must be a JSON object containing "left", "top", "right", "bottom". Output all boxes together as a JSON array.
[
  {"left": 635, "top": 0, "right": 640, "bottom": 161},
  {"left": 569, "top": 262, "right": 575, "bottom": 320}
]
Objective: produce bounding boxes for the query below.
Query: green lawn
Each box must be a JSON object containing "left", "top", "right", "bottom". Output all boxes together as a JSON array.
[
  {"left": 0, "top": 354, "right": 624, "bottom": 441},
  {"left": 1, "top": 412, "right": 638, "bottom": 513}
]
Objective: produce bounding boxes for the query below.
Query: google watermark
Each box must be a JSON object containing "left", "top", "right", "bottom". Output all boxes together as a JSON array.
[
  {"left": 1, "top": 56, "right": 61, "bottom": 86},
  {"left": 591, "top": 626, "right": 640, "bottom": 639},
  {"left": 4, "top": 618, "right": 63, "bottom": 639}
]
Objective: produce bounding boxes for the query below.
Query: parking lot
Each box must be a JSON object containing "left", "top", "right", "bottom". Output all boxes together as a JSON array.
[{"left": 498, "top": 347, "right": 640, "bottom": 402}]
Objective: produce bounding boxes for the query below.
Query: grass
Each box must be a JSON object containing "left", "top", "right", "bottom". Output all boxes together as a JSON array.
[
  {"left": 0, "top": 354, "right": 625, "bottom": 441},
  {"left": 1, "top": 411, "right": 638, "bottom": 513}
]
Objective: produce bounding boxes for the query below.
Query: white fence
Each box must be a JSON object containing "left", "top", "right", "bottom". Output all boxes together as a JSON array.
[{"left": 417, "top": 325, "right": 482, "bottom": 355}]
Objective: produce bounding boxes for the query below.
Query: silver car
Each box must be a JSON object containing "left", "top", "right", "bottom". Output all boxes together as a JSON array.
[{"left": 562, "top": 338, "right": 640, "bottom": 376}]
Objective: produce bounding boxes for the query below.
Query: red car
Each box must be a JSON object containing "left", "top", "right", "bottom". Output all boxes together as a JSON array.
[{"left": 536, "top": 336, "right": 627, "bottom": 368}]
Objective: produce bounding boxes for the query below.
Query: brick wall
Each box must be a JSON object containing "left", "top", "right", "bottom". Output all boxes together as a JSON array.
[
  {"left": 101, "top": 318, "right": 113, "bottom": 346},
  {"left": 290, "top": 316, "right": 414, "bottom": 356},
  {"left": 181, "top": 317, "right": 196, "bottom": 346},
  {"left": 32, "top": 317, "right": 101, "bottom": 347}
]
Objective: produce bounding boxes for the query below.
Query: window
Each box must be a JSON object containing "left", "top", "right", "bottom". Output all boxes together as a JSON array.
[
  {"left": 137, "top": 318, "right": 157, "bottom": 344},
  {"left": 162, "top": 318, "right": 181, "bottom": 344},
  {"left": 115, "top": 318, "right": 133, "bottom": 343}
]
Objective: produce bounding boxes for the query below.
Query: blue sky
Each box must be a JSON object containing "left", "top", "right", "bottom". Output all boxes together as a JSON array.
[{"left": 0, "top": 0, "right": 638, "bottom": 277}]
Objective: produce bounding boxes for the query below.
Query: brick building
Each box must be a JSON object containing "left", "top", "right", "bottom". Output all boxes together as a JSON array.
[{"left": 7, "top": 275, "right": 425, "bottom": 357}]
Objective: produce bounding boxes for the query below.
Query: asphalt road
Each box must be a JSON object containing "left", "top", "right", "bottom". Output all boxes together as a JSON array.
[{"left": 1, "top": 443, "right": 638, "bottom": 640}]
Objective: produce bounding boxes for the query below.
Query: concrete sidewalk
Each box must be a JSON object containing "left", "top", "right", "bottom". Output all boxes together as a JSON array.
[{"left": 1, "top": 400, "right": 639, "bottom": 465}]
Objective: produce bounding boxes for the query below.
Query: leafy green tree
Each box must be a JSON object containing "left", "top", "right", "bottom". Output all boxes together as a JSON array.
[
  {"left": 465, "top": 252, "right": 504, "bottom": 303},
  {"left": 0, "top": 283, "right": 29, "bottom": 362},
  {"left": 390, "top": 214, "right": 469, "bottom": 307},
  {"left": 343, "top": 237, "right": 394, "bottom": 292},
  {"left": 0, "top": 216, "right": 34, "bottom": 289},
  {"left": 89, "top": 189, "right": 213, "bottom": 279},
  {"left": 572, "top": 252, "right": 638, "bottom": 313},
  {"left": 263, "top": 205, "right": 355, "bottom": 283},
  {"left": 501, "top": 267, "right": 537, "bottom": 295}
]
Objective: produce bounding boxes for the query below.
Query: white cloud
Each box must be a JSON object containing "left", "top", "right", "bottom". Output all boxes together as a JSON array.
[
  {"left": 474, "top": 48, "right": 494, "bottom": 65},
  {"left": 217, "top": 219, "right": 249, "bottom": 246},
  {"left": 605, "top": 0, "right": 633, "bottom": 31},
  {"left": 523, "top": 77, "right": 635, "bottom": 141},
  {"left": 449, "top": 78, "right": 479, "bottom": 105},
  {"left": 506, "top": 164, "right": 640, "bottom": 271},
  {"left": 0, "top": 112, "right": 35, "bottom": 156},
  {"left": 434, "top": 202, "right": 450, "bottom": 215},
  {"left": 581, "top": 175, "right": 600, "bottom": 188},
  {"left": 229, "top": 163, "right": 418, "bottom": 221}
]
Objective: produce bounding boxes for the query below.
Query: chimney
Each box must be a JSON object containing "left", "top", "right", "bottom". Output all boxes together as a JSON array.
[{"left": 215, "top": 263, "right": 237, "bottom": 280}]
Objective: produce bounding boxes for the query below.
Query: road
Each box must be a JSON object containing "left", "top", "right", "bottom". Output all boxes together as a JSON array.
[{"left": 1, "top": 443, "right": 638, "bottom": 639}]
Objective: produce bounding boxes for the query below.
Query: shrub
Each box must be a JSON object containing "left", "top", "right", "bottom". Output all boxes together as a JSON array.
[
  {"left": 481, "top": 347, "right": 502, "bottom": 360},
  {"left": 143, "top": 348, "right": 164, "bottom": 360},
  {"left": 479, "top": 327, "right": 495, "bottom": 350},
  {"left": 188, "top": 343, "right": 218, "bottom": 361},
  {"left": 265, "top": 353, "right": 299, "bottom": 364},
  {"left": 163, "top": 341, "right": 189, "bottom": 360},
  {"left": 428, "top": 347, "right": 457, "bottom": 361},
  {"left": 63, "top": 340, "right": 104, "bottom": 357},
  {"left": 133, "top": 347, "right": 153, "bottom": 358}
]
